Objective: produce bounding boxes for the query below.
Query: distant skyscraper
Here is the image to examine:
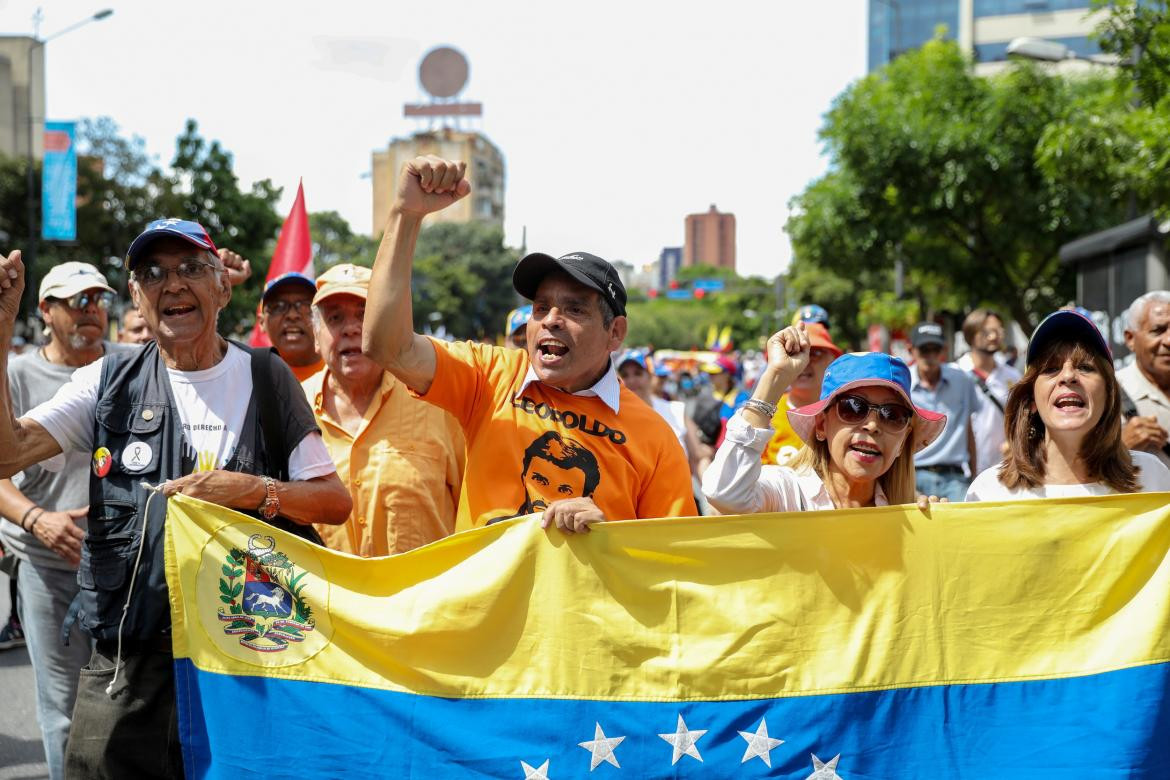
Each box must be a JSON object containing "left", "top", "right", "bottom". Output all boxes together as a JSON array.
[
  {"left": 684, "top": 206, "right": 736, "bottom": 272},
  {"left": 658, "top": 247, "right": 682, "bottom": 289},
  {"left": 868, "top": 1, "right": 1098, "bottom": 72}
]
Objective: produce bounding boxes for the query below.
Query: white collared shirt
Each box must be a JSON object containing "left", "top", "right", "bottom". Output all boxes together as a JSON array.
[
  {"left": 516, "top": 359, "right": 622, "bottom": 414},
  {"left": 1117, "top": 363, "right": 1170, "bottom": 470},
  {"left": 702, "top": 411, "right": 889, "bottom": 514}
]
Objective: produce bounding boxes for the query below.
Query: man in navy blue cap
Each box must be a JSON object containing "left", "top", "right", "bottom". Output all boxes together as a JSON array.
[
  {"left": 259, "top": 272, "right": 323, "bottom": 381},
  {"left": 0, "top": 219, "right": 352, "bottom": 778},
  {"left": 364, "top": 156, "right": 696, "bottom": 533}
]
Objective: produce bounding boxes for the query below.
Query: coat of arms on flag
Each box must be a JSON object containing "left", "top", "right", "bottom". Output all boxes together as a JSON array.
[{"left": 207, "top": 530, "right": 329, "bottom": 660}]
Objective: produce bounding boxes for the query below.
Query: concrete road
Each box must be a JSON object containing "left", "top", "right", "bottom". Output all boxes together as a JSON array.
[{"left": 0, "top": 568, "right": 49, "bottom": 780}]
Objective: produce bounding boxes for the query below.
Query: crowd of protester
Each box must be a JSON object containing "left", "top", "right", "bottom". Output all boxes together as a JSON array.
[{"left": 0, "top": 155, "right": 1168, "bottom": 778}]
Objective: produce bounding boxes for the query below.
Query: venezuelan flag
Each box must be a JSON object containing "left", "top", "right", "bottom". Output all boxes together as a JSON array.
[{"left": 165, "top": 493, "right": 1170, "bottom": 778}]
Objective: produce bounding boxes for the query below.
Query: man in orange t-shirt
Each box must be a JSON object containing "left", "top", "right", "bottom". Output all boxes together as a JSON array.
[{"left": 364, "top": 155, "right": 696, "bottom": 532}]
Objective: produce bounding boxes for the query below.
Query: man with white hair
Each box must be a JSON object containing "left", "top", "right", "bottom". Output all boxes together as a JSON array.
[{"left": 1119, "top": 290, "right": 1170, "bottom": 468}]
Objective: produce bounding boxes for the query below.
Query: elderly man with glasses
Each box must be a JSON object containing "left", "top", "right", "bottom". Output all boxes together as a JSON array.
[{"left": 0, "top": 219, "right": 351, "bottom": 778}]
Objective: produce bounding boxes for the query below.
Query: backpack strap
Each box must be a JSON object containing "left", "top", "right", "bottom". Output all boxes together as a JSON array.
[
  {"left": 247, "top": 345, "right": 290, "bottom": 481},
  {"left": 970, "top": 370, "right": 1006, "bottom": 415},
  {"left": 242, "top": 343, "right": 325, "bottom": 546}
]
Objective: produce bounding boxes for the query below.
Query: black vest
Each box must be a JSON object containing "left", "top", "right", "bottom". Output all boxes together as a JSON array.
[{"left": 76, "top": 341, "right": 315, "bottom": 641}]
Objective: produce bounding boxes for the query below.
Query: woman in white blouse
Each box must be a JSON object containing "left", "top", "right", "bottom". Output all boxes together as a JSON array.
[
  {"left": 966, "top": 309, "right": 1170, "bottom": 500},
  {"left": 703, "top": 324, "right": 947, "bottom": 513}
]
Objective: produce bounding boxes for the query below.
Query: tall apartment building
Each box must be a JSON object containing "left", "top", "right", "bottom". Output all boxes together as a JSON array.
[
  {"left": 868, "top": 0, "right": 1099, "bottom": 72},
  {"left": 370, "top": 128, "right": 504, "bottom": 237},
  {"left": 684, "top": 205, "right": 736, "bottom": 272},
  {"left": 0, "top": 36, "right": 45, "bottom": 160},
  {"left": 657, "top": 246, "right": 682, "bottom": 289}
]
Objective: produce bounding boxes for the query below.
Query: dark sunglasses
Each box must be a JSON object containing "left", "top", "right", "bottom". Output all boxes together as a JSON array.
[
  {"left": 833, "top": 394, "right": 914, "bottom": 432},
  {"left": 51, "top": 290, "right": 115, "bottom": 311},
  {"left": 132, "top": 259, "right": 217, "bottom": 287}
]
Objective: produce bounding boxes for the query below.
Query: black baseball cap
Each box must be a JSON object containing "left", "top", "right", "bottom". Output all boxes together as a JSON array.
[
  {"left": 512, "top": 251, "right": 627, "bottom": 317},
  {"left": 911, "top": 322, "right": 946, "bottom": 349}
]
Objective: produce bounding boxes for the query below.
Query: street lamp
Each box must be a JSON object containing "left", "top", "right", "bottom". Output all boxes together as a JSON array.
[
  {"left": 1005, "top": 36, "right": 1118, "bottom": 65},
  {"left": 24, "top": 8, "right": 114, "bottom": 320}
]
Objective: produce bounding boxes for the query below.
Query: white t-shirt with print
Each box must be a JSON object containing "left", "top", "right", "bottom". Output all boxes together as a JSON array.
[
  {"left": 965, "top": 450, "right": 1170, "bottom": 501},
  {"left": 26, "top": 343, "right": 334, "bottom": 481}
]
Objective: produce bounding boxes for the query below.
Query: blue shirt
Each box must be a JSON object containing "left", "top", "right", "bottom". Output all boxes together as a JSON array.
[{"left": 910, "top": 363, "right": 978, "bottom": 468}]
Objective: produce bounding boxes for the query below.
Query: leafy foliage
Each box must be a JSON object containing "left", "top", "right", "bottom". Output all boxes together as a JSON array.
[
  {"left": 786, "top": 36, "right": 1131, "bottom": 339},
  {"left": 412, "top": 221, "right": 519, "bottom": 340}
]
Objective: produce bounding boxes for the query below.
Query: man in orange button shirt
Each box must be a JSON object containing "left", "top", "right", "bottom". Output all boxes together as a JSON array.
[
  {"left": 303, "top": 263, "right": 465, "bottom": 555},
  {"left": 363, "top": 156, "right": 697, "bottom": 533}
]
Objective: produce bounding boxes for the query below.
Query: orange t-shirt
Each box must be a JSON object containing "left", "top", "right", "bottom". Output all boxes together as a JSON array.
[
  {"left": 418, "top": 339, "right": 697, "bottom": 529},
  {"left": 289, "top": 357, "right": 325, "bottom": 383},
  {"left": 761, "top": 394, "right": 804, "bottom": 466}
]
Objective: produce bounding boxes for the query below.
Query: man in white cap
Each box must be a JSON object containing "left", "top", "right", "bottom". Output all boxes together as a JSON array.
[
  {"left": 304, "top": 263, "right": 465, "bottom": 555},
  {"left": 0, "top": 262, "right": 135, "bottom": 779}
]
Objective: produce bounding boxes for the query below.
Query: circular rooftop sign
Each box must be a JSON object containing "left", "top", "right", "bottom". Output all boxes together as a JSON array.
[{"left": 419, "top": 46, "right": 469, "bottom": 99}]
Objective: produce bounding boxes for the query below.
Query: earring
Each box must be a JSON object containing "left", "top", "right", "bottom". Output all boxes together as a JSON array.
[{"left": 1028, "top": 415, "right": 1040, "bottom": 439}]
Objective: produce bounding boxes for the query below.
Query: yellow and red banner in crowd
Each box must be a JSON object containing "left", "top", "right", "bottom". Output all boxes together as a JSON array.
[{"left": 165, "top": 492, "right": 1170, "bottom": 778}]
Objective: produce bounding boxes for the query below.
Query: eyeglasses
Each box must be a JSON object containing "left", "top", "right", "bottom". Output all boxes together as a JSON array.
[
  {"left": 132, "top": 259, "right": 218, "bottom": 287},
  {"left": 50, "top": 290, "right": 115, "bottom": 311},
  {"left": 832, "top": 394, "right": 914, "bottom": 432},
  {"left": 264, "top": 299, "right": 312, "bottom": 316}
]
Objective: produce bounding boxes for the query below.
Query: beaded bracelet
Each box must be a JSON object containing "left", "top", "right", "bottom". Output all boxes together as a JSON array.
[{"left": 743, "top": 398, "right": 779, "bottom": 419}]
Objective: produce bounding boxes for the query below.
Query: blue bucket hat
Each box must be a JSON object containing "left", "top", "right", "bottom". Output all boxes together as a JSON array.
[
  {"left": 127, "top": 218, "right": 218, "bottom": 269},
  {"left": 1026, "top": 309, "right": 1111, "bottom": 366},
  {"left": 505, "top": 305, "right": 532, "bottom": 336},
  {"left": 786, "top": 352, "right": 947, "bottom": 452}
]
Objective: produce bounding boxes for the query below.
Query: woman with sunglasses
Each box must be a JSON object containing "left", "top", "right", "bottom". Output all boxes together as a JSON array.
[
  {"left": 966, "top": 309, "right": 1170, "bottom": 501},
  {"left": 703, "top": 324, "right": 946, "bottom": 513}
]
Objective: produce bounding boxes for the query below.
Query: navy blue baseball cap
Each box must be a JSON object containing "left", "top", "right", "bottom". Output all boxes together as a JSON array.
[
  {"left": 126, "top": 219, "right": 218, "bottom": 269},
  {"left": 1026, "top": 309, "right": 1112, "bottom": 366},
  {"left": 263, "top": 272, "right": 317, "bottom": 302}
]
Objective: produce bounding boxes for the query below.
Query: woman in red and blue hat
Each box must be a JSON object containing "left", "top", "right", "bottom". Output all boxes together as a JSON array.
[
  {"left": 966, "top": 309, "right": 1170, "bottom": 500},
  {"left": 703, "top": 324, "right": 946, "bottom": 512}
]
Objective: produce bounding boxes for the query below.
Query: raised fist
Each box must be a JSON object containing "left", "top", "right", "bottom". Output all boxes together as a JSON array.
[
  {"left": 0, "top": 250, "right": 25, "bottom": 330},
  {"left": 396, "top": 156, "right": 471, "bottom": 218},
  {"left": 218, "top": 248, "right": 252, "bottom": 288},
  {"left": 765, "top": 322, "right": 811, "bottom": 378}
]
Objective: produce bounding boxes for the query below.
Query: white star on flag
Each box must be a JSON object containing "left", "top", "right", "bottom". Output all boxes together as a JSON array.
[
  {"left": 658, "top": 714, "right": 708, "bottom": 765},
  {"left": 520, "top": 759, "right": 550, "bottom": 779},
  {"left": 578, "top": 722, "right": 625, "bottom": 771},
  {"left": 738, "top": 717, "right": 784, "bottom": 767},
  {"left": 806, "top": 753, "right": 844, "bottom": 779}
]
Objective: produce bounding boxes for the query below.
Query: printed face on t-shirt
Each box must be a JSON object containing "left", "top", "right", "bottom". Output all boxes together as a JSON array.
[{"left": 523, "top": 460, "right": 588, "bottom": 511}]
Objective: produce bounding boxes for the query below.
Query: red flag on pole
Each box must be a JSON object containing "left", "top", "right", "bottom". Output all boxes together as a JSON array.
[{"left": 249, "top": 180, "right": 314, "bottom": 347}]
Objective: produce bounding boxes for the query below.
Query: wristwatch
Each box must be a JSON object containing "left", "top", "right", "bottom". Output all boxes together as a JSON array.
[{"left": 258, "top": 476, "right": 281, "bottom": 520}]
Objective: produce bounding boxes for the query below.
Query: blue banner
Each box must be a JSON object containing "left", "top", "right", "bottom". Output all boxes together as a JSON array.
[{"left": 41, "top": 121, "right": 76, "bottom": 241}]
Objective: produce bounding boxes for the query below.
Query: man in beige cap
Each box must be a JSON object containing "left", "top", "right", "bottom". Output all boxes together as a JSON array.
[
  {"left": 304, "top": 263, "right": 465, "bottom": 555},
  {"left": 0, "top": 261, "right": 136, "bottom": 779}
]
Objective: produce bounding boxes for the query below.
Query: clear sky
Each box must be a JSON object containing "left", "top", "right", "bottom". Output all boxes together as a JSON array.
[{"left": 3, "top": 0, "right": 868, "bottom": 279}]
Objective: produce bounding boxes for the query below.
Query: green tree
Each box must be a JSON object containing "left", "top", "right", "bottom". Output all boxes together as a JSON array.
[
  {"left": 158, "top": 120, "right": 283, "bottom": 332},
  {"left": 1037, "top": 1, "right": 1170, "bottom": 214},
  {"left": 786, "top": 37, "right": 1125, "bottom": 337},
  {"left": 411, "top": 221, "right": 519, "bottom": 339},
  {"left": 309, "top": 210, "right": 378, "bottom": 269}
]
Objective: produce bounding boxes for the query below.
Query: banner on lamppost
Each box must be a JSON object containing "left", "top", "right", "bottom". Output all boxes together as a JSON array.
[{"left": 41, "top": 121, "right": 77, "bottom": 241}]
